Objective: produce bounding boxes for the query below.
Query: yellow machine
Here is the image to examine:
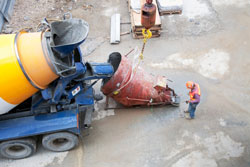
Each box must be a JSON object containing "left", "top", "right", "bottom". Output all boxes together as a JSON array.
[
  {"left": 0, "top": 31, "right": 59, "bottom": 114},
  {"left": 0, "top": 18, "right": 89, "bottom": 115}
]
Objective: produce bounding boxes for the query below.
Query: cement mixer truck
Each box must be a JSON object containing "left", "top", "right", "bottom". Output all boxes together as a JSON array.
[
  {"left": 0, "top": 18, "right": 114, "bottom": 159},
  {"left": 0, "top": 17, "right": 180, "bottom": 160}
]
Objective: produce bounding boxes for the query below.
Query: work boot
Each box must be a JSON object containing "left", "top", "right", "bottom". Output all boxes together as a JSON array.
[{"left": 185, "top": 115, "right": 194, "bottom": 120}]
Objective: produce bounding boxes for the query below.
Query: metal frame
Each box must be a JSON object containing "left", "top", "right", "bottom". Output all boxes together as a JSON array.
[
  {"left": 0, "top": 109, "right": 80, "bottom": 141},
  {"left": 41, "top": 32, "right": 57, "bottom": 75}
]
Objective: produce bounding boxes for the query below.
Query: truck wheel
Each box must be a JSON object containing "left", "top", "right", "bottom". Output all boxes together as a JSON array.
[
  {"left": 0, "top": 138, "right": 36, "bottom": 159},
  {"left": 42, "top": 132, "right": 79, "bottom": 152}
]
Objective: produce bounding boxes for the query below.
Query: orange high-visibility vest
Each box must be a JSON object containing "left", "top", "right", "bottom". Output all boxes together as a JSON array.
[{"left": 189, "top": 83, "right": 201, "bottom": 101}]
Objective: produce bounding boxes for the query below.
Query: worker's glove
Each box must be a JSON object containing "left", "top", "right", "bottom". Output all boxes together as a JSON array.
[{"left": 185, "top": 100, "right": 189, "bottom": 104}]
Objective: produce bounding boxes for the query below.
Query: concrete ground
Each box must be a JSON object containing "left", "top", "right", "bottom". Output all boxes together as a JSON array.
[{"left": 1, "top": 0, "right": 250, "bottom": 167}]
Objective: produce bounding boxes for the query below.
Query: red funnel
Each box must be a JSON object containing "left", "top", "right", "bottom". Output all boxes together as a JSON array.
[{"left": 101, "top": 52, "right": 180, "bottom": 107}]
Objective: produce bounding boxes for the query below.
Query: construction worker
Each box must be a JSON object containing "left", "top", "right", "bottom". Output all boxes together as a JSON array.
[{"left": 185, "top": 81, "right": 201, "bottom": 119}]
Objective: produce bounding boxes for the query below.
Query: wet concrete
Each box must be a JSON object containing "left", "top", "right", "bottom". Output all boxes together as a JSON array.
[
  {"left": 2, "top": 0, "right": 250, "bottom": 167},
  {"left": 77, "top": 0, "right": 250, "bottom": 166}
]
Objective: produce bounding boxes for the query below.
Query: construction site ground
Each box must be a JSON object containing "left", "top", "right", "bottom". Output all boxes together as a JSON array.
[{"left": 1, "top": 0, "right": 250, "bottom": 167}]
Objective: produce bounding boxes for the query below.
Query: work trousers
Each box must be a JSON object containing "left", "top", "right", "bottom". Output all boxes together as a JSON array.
[{"left": 188, "top": 103, "right": 199, "bottom": 119}]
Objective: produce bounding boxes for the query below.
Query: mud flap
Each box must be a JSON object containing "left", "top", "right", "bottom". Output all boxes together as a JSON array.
[{"left": 84, "top": 106, "right": 93, "bottom": 127}]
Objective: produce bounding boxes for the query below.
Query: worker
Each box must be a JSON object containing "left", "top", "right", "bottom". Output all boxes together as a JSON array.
[{"left": 185, "top": 81, "right": 201, "bottom": 119}]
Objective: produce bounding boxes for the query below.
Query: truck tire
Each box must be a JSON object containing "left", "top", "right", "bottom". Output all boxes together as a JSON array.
[
  {"left": 0, "top": 138, "right": 36, "bottom": 159},
  {"left": 42, "top": 132, "right": 79, "bottom": 152}
]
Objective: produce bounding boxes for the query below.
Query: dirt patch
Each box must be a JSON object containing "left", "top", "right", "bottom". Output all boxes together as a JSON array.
[{"left": 2, "top": 0, "right": 93, "bottom": 33}]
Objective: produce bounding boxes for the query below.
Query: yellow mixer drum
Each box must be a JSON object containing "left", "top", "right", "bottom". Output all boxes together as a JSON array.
[{"left": 0, "top": 32, "right": 58, "bottom": 115}]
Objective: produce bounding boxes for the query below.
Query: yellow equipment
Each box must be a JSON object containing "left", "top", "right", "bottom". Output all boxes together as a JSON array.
[{"left": 0, "top": 31, "right": 58, "bottom": 114}]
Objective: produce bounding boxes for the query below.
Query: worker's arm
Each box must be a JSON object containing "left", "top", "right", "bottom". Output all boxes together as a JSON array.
[{"left": 190, "top": 93, "right": 200, "bottom": 104}]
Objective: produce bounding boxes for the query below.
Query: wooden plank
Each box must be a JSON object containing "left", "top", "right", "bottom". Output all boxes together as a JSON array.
[
  {"left": 110, "top": 14, "right": 120, "bottom": 44},
  {"left": 133, "top": 26, "right": 161, "bottom": 32},
  {"left": 127, "top": 0, "right": 131, "bottom": 12},
  {"left": 134, "top": 28, "right": 160, "bottom": 32},
  {"left": 130, "top": 5, "right": 136, "bottom": 28},
  {"left": 133, "top": 33, "right": 160, "bottom": 39},
  {"left": 132, "top": 24, "right": 162, "bottom": 29},
  {"left": 159, "top": 10, "right": 182, "bottom": 16},
  {"left": 132, "top": 24, "right": 162, "bottom": 28},
  {"left": 134, "top": 31, "right": 160, "bottom": 35}
]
